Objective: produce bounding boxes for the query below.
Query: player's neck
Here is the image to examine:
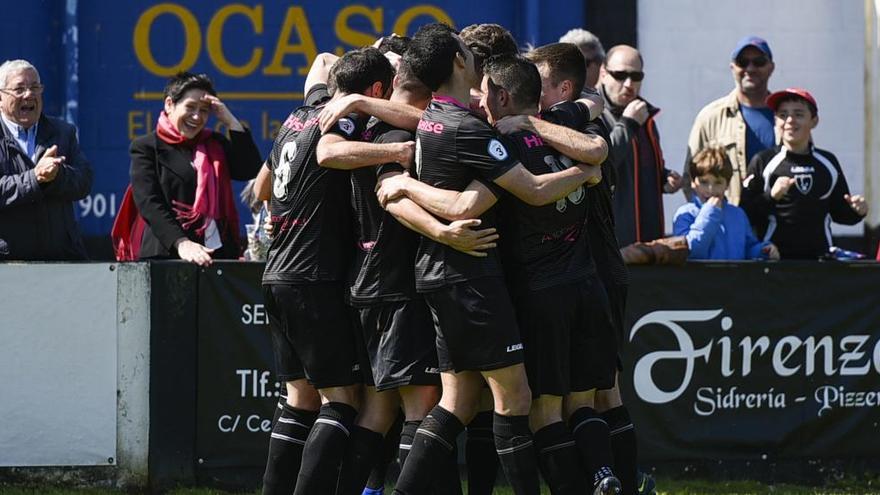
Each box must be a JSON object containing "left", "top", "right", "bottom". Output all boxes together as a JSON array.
[{"left": 436, "top": 81, "right": 471, "bottom": 107}]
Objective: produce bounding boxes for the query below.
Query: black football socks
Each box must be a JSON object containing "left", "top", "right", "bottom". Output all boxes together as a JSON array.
[
  {"left": 261, "top": 403, "right": 317, "bottom": 495},
  {"left": 293, "top": 402, "right": 358, "bottom": 495},
  {"left": 493, "top": 413, "right": 540, "bottom": 495}
]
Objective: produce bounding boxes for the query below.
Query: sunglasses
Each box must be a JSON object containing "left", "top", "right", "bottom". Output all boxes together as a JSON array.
[
  {"left": 734, "top": 55, "right": 770, "bottom": 69},
  {"left": 606, "top": 70, "right": 644, "bottom": 82}
]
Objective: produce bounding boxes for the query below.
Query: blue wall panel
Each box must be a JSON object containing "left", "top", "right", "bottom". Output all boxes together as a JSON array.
[{"left": 1, "top": 1, "right": 584, "bottom": 240}]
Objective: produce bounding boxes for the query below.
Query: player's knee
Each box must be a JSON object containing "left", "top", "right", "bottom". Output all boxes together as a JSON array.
[
  {"left": 400, "top": 385, "right": 441, "bottom": 420},
  {"left": 319, "top": 384, "right": 362, "bottom": 409},
  {"left": 286, "top": 380, "right": 321, "bottom": 411},
  {"left": 528, "top": 395, "right": 563, "bottom": 431}
]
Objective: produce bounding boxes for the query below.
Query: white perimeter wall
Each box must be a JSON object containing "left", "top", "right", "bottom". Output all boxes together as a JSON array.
[
  {"left": 0, "top": 264, "right": 118, "bottom": 466},
  {"left": 637, "top": 0, "right": 865, "bottom": 235}
]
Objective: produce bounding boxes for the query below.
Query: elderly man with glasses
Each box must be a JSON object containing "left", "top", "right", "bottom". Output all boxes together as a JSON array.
[
  {"left": 682, "top": 36, "right": 777, "bottom": 205},
  {"left": 0, "top": 59, "right": 92, "bottom": 260},
  {"left": 598, "top": 44, "right": 681, "bottom": 247}
]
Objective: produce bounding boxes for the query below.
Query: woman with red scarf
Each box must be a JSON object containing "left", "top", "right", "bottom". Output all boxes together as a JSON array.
[{"left": 129, "top": 72, "right": 262, "bottom": 265}]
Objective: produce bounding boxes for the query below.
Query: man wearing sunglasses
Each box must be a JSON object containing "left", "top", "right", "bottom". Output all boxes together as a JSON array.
[
  {"left": 683, "top": 36, "right": 776, "bottom": 205},
  {"left": 0, "top": 59, "right": 92, "bottom": 260},
  {"left": 598, "top": 45, "right": 681, "bottom": 247}
]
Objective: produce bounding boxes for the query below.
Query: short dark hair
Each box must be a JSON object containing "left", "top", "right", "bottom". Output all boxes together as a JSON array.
[
  {"left": 526, "top": 43, "right": 586, "bottom": 98},
  {"left": 460, "top": 24, "right": 518, "bottom": 57},
  {"left": 690, "top": 147, "right": 733, "bottom": 182},
  {"left": 377, "top": 35, "right": 412, "bottom": 56},
  {"left": 404, "top": 23, "right": 461, "bottom": 91},
  {"left": 164, "top": 72, "right": 216, "bottom": 103},
  {"left": 483, "top": 54, "right": 541, "bottom": 110},
  {"left": 329, "top": 47, "right": 394, "bottom": 96},
  {"left": 395, "top": 59, "right": 432, "bottom": 102},
  {"left": 774, "top": 94, "right": 818, "bottom": 117}
]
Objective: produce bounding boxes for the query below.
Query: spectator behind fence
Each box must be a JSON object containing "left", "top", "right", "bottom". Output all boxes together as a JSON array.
[
  {"left": 240, "top": 177, "right": 270, "bottom": 261},
  {"left": 741, "top": 88, "right": 867, "bottom": 260},
  {"left": 598, "top": 45, "right": 682, "bottom": 246},
  {"left": 683, "top": 36, "right": 776, "bottom": 204},
  {"left": 673, "top": 147, "right": 779, "bottom": 260},
  {"left": 558, "top": 28, "right": 605, "bottom": 91},
  {"left": 128, "top": 72, "right": 262, "bottom": 266},
  {"left": 0, "top": 59, "right": 92, "bottom": 260}
]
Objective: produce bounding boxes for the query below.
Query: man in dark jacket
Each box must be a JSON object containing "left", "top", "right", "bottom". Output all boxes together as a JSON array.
[
  {"left": 598, "top": 45, "right": 681, "bottom": 246},
  {"left": 0, "top": 59, "right": 92, "bottom": 260}
]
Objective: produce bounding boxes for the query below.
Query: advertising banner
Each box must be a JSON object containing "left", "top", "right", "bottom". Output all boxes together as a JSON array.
[
  {"left": 621, "top": 263, "right": 880, "bottom": 461},
  {"left": 196, "top": 262, "right": 277, "bottom": 467}
]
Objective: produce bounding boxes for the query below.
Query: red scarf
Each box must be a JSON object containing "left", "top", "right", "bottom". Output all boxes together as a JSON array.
[{"left": 156, "top": 111, "right": 240, "bottom": 251}]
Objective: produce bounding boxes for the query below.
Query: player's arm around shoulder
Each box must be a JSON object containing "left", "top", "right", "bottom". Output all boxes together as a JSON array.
[{"left": 316, "top": 132, "right": 414, "bottom": 170}]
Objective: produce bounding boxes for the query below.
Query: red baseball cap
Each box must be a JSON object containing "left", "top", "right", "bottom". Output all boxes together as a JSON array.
[{"left": 766, "top": 88, "right": 818, "bottom": 114}]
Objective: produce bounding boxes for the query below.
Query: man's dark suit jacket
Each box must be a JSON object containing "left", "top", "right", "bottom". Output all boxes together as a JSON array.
[{"left": 0, "top": 114, "right": 93, "bottom": 260}]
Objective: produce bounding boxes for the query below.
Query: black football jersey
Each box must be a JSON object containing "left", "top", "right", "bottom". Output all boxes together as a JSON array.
[
  {"left": 496, "top": 128, "right": 592, "bottom": 291},
  {"left": 262, "top": 94, "right": 366, "bottom": 284},
  {"left": 348, "top": 119, "right": 420, "bottom": 304},
  {"left": 413, "top": 96, "right": 518, "bottom": 291}
]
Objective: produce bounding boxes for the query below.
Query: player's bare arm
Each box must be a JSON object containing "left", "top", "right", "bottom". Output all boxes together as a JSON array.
[
  {"left": 253, "top": 162, "right": 272, "bottom": 202},
  {"left": 316, "top": 133, "right": 414, "bottom": 170},
  {"left": 377, "top": 173, "right": 498, "bottom": 221},
  {"left": 380, "top": 172, "right": 498, "bottom": 258},
  {"left": 318, "top": 95, "right": 424, "bottom": 134},
  {"left": 303, "top": 52, "right": 339, "bottom": 96},
  {"left": 494, "top": 115, "right": 608, "bottom": 165},
  {"left": 494, "top": 162, "right": 594, "bottom": 206}
]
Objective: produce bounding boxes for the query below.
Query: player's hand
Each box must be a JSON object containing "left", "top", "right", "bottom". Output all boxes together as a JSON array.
[
  {"left": 664, "top": 170, "right": 683, "bottom": 193},
  {"left": 175, "top": 239, "right": 215, "bottom": 267},
  {"left": 577, "top": 163, "right": 602, "bottom": 186},
  {"left": 770, "top": 177, "right": 796, "bottom": 200},
  {"left": 376, "top": 172, "right": 411, "bottom": 206},
  {"left": 762, "top": 242, "right": 780, "bottom": 260},
  {"left": 494, "top": 115, "right": 534, "bottom": 135},
  {"left": 34, "top": 145, "right": 64, "bottom": 183},
  {"left": 318, "top": 94, "right": 362, "bottom": 134},
  {"left": 622, "top": 99, "right": 649, "bottom": 125},
  {"left": 395, "top": 141, "right": 415, "bottom": 169},
  {"left": 706, "top": 195, "right": 723, "bottom": 209},
  {"left": 438, "top": 219, "right": 499, "bottom": 257},
  {"left": 263, "top": 215, "right": 274, "bottom": 239},
  {"left": 845, "top": 194, "right": 868, "bottom": 216}
]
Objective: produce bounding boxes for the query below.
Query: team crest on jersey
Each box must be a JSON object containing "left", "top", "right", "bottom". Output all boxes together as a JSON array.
[
  {"left": 273, "top": 141, "right": 297, "bottom": 199},
  {"left": 338, "top": 118, "right": 356, "bottom": 136},
  {"left": 488, "top": 139, "right": 509, "bottom": 161},
  {"left": 794, "top": 174, "right": 813, "bottom": 195}
]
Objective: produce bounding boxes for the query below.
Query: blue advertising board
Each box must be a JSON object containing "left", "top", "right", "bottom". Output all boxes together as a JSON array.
[{"left": 2, "top": 1, "right": 584, "bottom": 242}]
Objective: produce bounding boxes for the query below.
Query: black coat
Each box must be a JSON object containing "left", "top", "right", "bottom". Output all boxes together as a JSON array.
[
  {"left": 129, "top": 128, "right": 262, "bottom": 259},
  {"left": 0, "top": 114, "right": 93, "bottom": 260}
]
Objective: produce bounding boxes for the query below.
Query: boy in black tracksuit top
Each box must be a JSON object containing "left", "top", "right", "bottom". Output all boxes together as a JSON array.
[{"left": 741, "top": 88, "right": 867, "bottom": 259}]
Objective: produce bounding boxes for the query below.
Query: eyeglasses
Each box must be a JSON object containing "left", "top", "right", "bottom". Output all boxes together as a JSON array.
[
  {"left": 734, "top": 55, "right": 769, "bottom": 69},
  {"left": 0, "top": 84, "right": 44, "bottom": 97},
  {"left": 606, "top": 70, "right": 644, "bottom": 82}
]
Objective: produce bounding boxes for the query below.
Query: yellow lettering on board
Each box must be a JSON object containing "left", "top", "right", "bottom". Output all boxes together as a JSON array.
[
  {"left": 263, "top": 6, "right": 317, "bottom": 77},
  {"left": 207, "top": 4, "right": 264, "bottom": 78},
  {"left": 334, "top": 5, "right": 383, "bottom": 56},
  {"left": 392, "top": 5, "right": 454, "bottom": 36},
  {"left": 133, "top": 3, "right": 201, "bottom": 77}
]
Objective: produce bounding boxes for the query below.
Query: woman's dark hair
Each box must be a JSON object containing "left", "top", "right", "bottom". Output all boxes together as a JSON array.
[{"left": 163, "top": 72, "right": 217, "bottom": 103}]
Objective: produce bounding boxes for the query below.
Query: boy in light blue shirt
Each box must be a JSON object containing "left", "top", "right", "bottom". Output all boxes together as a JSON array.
[{"left": 673, "top": 147, "right": 779, "bottom": 260}]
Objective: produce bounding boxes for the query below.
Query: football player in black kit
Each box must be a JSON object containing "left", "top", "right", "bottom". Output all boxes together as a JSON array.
[
  {"left": 336, "top": 57, "right": 497, "bottom": 495},
  {"left": 528, "top": 42, "right": 641, "bottom": 495},
  {"left": 377, "top": 24, "right": 603, "bottom": 495},
  {"left": 254, "top": 48, "right": 415, "bottom": 495}
]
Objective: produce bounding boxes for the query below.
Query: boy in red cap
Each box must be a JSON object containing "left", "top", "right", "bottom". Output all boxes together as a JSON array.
[{"left": 740, "top": 88, "right": 868, "bottom": 259}]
